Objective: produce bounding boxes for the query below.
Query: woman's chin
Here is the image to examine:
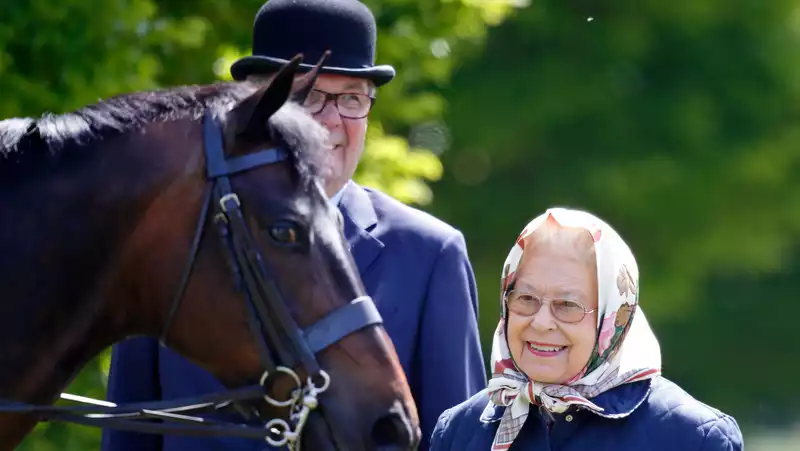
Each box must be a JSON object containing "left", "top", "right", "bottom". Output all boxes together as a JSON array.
[
  {"left": 519, "top": 358, "right": 571, "bottom": 383},
  {"left": 522, "top": 368, "right": 564, "bottom": 384}
]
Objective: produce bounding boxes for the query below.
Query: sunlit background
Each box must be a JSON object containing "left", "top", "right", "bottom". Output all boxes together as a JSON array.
[{"left": 3, "top": 0, "right": 799, "bottom": 449}]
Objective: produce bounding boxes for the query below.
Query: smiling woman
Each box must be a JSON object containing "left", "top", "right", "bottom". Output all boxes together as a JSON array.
[
  {"left": 430, "top": 207, "right": 744, "bottom": 451},
  {"left": 504, "top": 216, "right": 599, "bottom": 385}
]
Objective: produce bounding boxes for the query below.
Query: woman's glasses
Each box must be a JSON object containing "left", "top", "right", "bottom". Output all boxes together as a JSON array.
[{"left": 505, "top": 291, "right": 595, "bottom": 323}]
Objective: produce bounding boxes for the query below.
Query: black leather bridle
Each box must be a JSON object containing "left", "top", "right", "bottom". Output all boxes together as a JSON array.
[{"left": 0, "top": 110, "right": 384, "bottom": 449}]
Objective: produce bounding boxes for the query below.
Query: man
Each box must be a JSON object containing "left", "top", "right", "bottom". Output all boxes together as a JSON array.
[{"left": 101, "top": 0, "right": 486, "bottom": 450}]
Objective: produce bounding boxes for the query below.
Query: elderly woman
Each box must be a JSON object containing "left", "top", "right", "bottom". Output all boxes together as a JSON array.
[{"left": 430, "top": 208, "right": 743, "bottom": 451}]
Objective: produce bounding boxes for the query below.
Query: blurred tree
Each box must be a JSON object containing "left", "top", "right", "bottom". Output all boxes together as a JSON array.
[
  {"left": 433, "top": 0, "right": 800, "bottom": 430},
  {"left": 2, "top": 0, "right": 518, "bottom": 448}
]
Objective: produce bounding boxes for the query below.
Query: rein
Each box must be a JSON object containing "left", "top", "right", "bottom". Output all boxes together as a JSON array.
[{"left": 0, "top": 111, "right": 383, "bottom": 449}]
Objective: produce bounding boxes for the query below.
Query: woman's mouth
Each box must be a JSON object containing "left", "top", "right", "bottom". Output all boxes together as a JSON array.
[{"left": 526, "top": 342, "right": 567, "bottom": 357}]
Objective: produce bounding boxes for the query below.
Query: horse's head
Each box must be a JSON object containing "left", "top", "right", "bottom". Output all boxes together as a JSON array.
[{"left": 120, "top": 56, "right": 419, "bottom": 450}]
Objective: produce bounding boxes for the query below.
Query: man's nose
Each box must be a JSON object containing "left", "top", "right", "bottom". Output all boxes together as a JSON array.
[{"left": 315, "top": 100, "right": 343, "bottom": 129}]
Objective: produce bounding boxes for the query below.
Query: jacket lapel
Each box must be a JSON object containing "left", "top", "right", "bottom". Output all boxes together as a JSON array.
[{"left": 338, "top": 183, "right": 383, "bottom": 276}]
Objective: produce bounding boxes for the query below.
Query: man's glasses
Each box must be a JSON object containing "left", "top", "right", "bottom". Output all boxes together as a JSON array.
[
  {"left": 302, "top": 89, "right": 375, "bottom": 119},
  {"left": 505, "top": 291, "right": 596, "bottom": 323}
]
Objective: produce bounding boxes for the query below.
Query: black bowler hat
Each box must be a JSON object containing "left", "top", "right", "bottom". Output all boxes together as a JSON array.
[{"left": 230, "top": 0, "right": 395, "bottom": 86}]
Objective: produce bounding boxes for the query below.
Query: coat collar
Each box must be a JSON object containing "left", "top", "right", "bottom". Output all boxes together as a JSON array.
[
  {"left": 480, "top": 379, "right": 654, "bottom": 423},
  {"left": 338, "top": 182, "right": 383, "bottom": 275}
]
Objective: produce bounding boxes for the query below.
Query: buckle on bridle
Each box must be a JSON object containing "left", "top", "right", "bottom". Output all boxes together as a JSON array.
[{"left": 219, "top": 193, "right": 241, "bottom": 213}]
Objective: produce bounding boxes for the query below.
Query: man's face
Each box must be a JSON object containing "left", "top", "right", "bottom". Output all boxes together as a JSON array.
[{"left": 304, "top": 74, "right": 372, "bottom": 197}]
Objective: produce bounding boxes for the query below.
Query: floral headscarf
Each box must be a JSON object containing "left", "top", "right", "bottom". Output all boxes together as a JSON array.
[{"left": 487, "top": 207, "right": 662, "bottom": 450}]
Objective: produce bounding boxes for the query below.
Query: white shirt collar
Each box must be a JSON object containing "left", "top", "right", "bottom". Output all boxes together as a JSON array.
[{"left": 328, "top": 180, "right": 351, "bottom": 206}]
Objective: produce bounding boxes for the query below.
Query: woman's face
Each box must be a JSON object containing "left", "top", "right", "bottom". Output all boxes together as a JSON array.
[{"left": 506, "top": 228, "right": 599, "bottom": 384}]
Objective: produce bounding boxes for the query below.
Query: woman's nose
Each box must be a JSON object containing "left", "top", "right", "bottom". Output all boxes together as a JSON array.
[{"left": 529, "top": 304, "right": 558, "bottom": 331}]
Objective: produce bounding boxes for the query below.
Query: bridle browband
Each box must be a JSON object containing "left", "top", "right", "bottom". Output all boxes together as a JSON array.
[{"left": 0, "top": 110, "right": 384, "bottom": 449}]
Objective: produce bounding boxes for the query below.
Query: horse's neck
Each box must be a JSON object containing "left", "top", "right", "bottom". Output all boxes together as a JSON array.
[{"left": 0, "top": 127, "right": 187, "bottom": 406}]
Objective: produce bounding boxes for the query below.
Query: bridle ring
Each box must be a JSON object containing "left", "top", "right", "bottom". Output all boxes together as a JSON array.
[
  {"left": 260, "top": 366, "right": 303, "bottom": 407},
  {"left": 265, "top": 417, "right": 293, "bottom": 447},
  {"left": 308, "top": 370, "right": 331, "bottom": 393}
]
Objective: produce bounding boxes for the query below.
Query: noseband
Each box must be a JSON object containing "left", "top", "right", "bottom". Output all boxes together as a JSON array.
[{"left": 0, "top": 111, "right": 383, "bottom": 449}]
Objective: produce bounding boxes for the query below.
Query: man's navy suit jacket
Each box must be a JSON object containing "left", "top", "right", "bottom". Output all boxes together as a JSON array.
[{"left": 100, "top": 182, "right": 487, "bottom": 451}]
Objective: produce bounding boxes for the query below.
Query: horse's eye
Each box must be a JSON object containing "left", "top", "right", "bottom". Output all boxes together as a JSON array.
[{"left": 269, "top": 221, "right": 301, "bottom": 246}]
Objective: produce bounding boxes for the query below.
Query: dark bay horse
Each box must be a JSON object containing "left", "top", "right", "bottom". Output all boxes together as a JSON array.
[{"left": 0, "top": 55, "right": 419, "bottom": 450}]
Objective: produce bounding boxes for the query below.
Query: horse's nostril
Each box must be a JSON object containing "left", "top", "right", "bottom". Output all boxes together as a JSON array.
[{"left": 371, "top": 412, "right": 412, "bottom": 449}]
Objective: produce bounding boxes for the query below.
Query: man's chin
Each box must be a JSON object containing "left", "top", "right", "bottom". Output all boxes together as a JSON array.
[
  {"left": 324, "top": 166, "right": 354, "bottom": 198},
  {"left": 325, "top": 180, "right": 347, "bottom": 198}
]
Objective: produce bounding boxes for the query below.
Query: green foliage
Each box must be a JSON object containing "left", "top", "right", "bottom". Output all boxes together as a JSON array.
[
  {"left": 435, "top": 0, "right": 800, "bottom": 429},
  {"left": 16, "top": 354, "right": 110, "bottom": 451},
  {"left": 358, "top": 125, "right": 444, "bottom": 205}
]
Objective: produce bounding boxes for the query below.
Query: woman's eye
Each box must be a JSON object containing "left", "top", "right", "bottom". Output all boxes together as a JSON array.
[{"left": 555, "top": 300, "right": 582, "bottom": 311}]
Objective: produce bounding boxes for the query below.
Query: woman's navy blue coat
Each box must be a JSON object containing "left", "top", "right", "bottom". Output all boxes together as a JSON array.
[{"left": 430, "top": 376, "right": 743, "bottom": 451}]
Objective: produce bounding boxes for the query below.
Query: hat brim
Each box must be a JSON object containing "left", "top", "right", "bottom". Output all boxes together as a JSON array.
[{"left": 230, "top": 55, "right": 395, "bottom": 87}]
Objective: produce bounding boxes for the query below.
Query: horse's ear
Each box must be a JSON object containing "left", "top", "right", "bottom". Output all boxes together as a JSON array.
[
  {"left": 233, "top": 54, "right": 303, "bottom": 139},
  {"left": 291, "top": 50, "right": 331, "bottom": 104}
]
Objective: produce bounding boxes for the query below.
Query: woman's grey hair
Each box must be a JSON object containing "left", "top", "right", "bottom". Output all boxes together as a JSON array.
[{"left": 525, "top": 217, "right": 597, "bottom": 266}]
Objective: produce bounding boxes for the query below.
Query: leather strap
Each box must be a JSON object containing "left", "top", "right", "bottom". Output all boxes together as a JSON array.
[{"left": 303, "top": 296, "right": 383, "bottom": 354}]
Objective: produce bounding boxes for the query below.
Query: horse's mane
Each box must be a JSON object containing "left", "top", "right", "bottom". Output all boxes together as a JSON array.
[{"left": 0, "top": 82, "right": 325, "bottom": 185}]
